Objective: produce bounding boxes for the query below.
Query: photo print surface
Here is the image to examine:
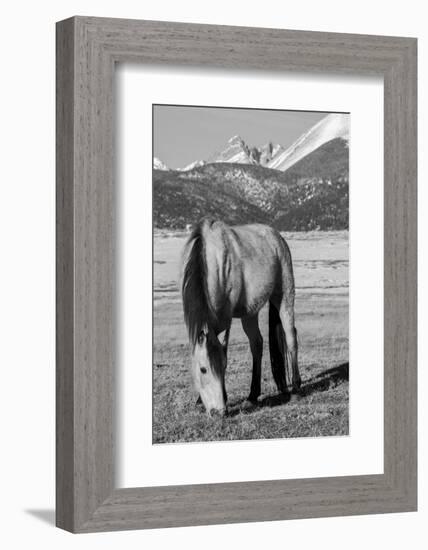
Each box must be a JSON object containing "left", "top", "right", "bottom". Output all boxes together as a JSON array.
[{"left": 152, "top": 104, "right": 349, "bottom": 444}]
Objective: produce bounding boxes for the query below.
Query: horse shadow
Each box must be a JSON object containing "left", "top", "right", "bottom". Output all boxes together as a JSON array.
[
  {"left": 228, "top": 362, "right": 349, "bottom": 415},
  {"left": 296, "top": 361, "right": 349, "bottom": 397}
]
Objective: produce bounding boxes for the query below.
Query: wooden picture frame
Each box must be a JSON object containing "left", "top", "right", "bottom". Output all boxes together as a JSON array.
[{"left": 56, "top": 16, "right": 417, "bottom": 533}]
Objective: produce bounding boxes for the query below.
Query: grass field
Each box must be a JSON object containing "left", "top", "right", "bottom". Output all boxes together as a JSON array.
[{"left": 153, "top": 230, "right": 349, "bottom": 444}]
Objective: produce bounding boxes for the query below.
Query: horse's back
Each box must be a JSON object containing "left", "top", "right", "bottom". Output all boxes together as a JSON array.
[
  {"left": 203, "top": 220, "right": 284, "bottom": 253},
  {"left": 231, "top": 223, "right": 286, "bottom": 256},
  {"left": 201, "top": 220, "right": 293, "bottom": 318}
]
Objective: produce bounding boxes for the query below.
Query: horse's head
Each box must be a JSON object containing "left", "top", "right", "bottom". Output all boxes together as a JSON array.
[{"left": 192, "top": 329, "right": 227, "bottom": 416}]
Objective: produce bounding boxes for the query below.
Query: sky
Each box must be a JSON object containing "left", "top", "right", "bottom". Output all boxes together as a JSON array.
[{"left": 153, "top": 105, "right": 332, "bottom": 169}]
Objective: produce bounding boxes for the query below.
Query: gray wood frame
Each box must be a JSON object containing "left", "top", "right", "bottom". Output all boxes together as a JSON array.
[{"left": 56, "top": 16, "right": 417, "bottom": 533}]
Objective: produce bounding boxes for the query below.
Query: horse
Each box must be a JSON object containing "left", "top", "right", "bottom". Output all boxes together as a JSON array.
[{"left": 181, "top": 218, "right": 301, "bottom": 416}]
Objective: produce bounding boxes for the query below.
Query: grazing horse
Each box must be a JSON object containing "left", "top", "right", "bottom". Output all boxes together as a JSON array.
[{"left": 181, "top": 219, "right": 301, "bottom": 415}]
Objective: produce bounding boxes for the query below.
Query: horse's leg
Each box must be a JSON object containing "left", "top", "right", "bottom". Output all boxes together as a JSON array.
[
  {"left": 279, "top": 300, "right": 301, "bottom": 393},
  {"left": 268, "top": 300, "right": 289, "bottom": 395},
  {"left": 218, "top": 324, "right": 231, "bottom": 403},
  {"left": 241, "top": 315, "right": 263, "bottom": 403},
  {"left": 219, "top": 326, "right": 231, "bottom": 362}
]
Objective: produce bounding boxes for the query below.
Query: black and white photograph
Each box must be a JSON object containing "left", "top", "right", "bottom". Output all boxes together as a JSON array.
[
  {"left": 1, "top": 2, "right": 421, "bottom": 544},
  {"left": 152, "top": 105, "right": 350, "bottom": 444}
]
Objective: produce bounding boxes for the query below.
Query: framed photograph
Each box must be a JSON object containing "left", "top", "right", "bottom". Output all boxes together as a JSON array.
[
  {"left": 151, "top": 105, "right": 351, "bottom": 446},
  {"left": 56, "top": 17, "right": 417, "bottom": 532}
]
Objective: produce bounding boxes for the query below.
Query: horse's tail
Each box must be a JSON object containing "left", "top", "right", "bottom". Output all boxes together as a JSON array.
[{"left": 268, "top": 301, "right": 289, "bottom": 394}]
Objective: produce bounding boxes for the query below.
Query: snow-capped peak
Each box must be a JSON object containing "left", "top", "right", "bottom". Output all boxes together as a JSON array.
[
  {"left": 267, "top": 113, "right": 349, "bottom": 172},
  {"left": 208, "top": 135, "right": 259, "bottom": 165},
  {"left": 228, "top": 134, "right": 244, "bottom": 144},
  {"left": 153, "top": 157, "right": 169, "bottom": 171},
  {"left": 258, "top": 141, "right": 284, "bottom": 166},
  {"left": 178, "top": 159, "right": 206, "bottom": 172}
]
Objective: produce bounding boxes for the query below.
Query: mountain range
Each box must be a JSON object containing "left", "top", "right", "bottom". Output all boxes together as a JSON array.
[
  {"left": 155, "top": 113, "right": 348, "bottom": 172},
  {"left": 153, "top": 113, "right": 349, "bottom": 231}
]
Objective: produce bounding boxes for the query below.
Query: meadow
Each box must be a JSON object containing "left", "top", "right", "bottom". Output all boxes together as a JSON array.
[{"left": 153, "top": 230, "right": 349, "bottom": 444}]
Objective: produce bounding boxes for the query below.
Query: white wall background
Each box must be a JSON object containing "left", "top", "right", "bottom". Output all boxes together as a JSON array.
[{"left": 0, "top": 1, "right": 425, "bottom": 548}]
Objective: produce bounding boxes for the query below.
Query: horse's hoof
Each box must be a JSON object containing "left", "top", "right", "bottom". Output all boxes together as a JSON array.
[
  {"left": 292, "top": 378, "right": 302, "bottom": 392},
  {"left": 247, "top": 394, "right": 259, "bottom": 405},
  {"left": 289, "top": 393, "right": 302, "bottom": 403},
  {"left": 241, "top": 399, "right": 257, "bottom": 412}
]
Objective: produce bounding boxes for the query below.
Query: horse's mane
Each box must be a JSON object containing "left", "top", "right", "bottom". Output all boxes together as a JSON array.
[{"left": 181, "top": 220, "right": 217, "bottom": 347}]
